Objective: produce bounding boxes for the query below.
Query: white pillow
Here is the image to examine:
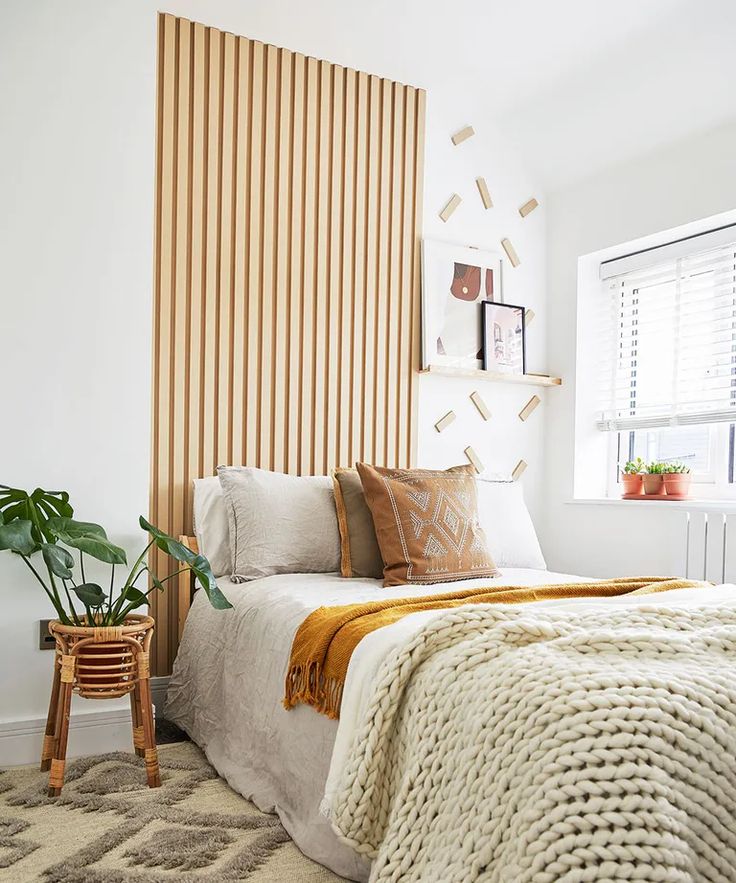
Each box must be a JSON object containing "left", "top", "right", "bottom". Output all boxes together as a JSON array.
[
  {"left": 475, "top": 479, "right": 546, "bottom": 570},
  {"left": 192, "top": 476, "right": 231, "bottom": 578},
  {"left": 217, "top": 466, "right": 341, "bottom": 581}
]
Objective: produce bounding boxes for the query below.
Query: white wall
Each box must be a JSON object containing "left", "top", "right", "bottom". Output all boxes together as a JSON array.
[
  {"left": 0, "top": 0, "right": 548, "bottom": 734},
  {"left": 417, "top": 88, "right": 548, "bottom": 520},
  {"left": 541, "top": 120, "right": 736, "bottom": 577}
]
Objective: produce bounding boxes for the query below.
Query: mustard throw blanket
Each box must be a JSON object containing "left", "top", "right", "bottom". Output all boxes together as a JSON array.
[{"left": 283, "top": 577, "right": 704, "bottom": 719}]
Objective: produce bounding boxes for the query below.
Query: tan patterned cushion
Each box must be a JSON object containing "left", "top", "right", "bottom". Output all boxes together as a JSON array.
[{"left": 356, "top": 463, "right": 500, "bottom": 587}]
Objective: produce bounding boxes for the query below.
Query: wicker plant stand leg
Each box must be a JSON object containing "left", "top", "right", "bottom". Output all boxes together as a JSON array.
[
  {"left": 40, "top": 649, "right": 62, "bottom": 772},
  {"left": 130, "top": 681, "right": 145, "bottom": 758},
  {"left": 43, "top": 615, "right": 160, "bottom": 796},
  {"left": 47, "top": 655, "right": 75, "bottom": 797},
  {"left": 136, "top": 654, "right": 161, "bottom": 788}
]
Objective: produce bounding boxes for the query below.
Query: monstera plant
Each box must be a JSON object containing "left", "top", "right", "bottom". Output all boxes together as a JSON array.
[{"left": 0, "top": 484, "right": 231, "bottom": 626}]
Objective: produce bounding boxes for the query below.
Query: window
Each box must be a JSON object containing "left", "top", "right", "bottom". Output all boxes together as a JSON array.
[{"left": 596, "top": 224, "right": 736, "bottom": 497}]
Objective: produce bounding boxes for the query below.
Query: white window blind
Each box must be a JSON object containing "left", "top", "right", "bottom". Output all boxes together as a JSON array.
[{"left": 597, "top": 230, "right": 736, "bottom": 432}]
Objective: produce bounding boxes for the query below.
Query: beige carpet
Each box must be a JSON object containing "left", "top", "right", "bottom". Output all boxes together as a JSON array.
[{"left": 0, "top": 742, "right": 346, "bottom": 882}]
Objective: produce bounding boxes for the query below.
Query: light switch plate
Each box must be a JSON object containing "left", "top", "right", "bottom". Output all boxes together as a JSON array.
[{"left": 39, "top": 620, "right": 55, "bottom": 650}]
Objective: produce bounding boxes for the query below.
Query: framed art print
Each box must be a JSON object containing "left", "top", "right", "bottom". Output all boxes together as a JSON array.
[
  {"left": 421, "top": 240, "right": 502, "bottom": 370},
  {"left": 481, "top": 301, "right": 526, "bottom": 375}
]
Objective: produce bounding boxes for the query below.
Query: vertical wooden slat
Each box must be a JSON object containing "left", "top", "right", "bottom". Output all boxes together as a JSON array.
[
  {"left": 338, "top": 68, "right": 356, "bottom": 468},
  {"left": 385, "top": 82, "right": 403, "bottom": 466},
  {"left": 245, "top": 41, "right": 264, "bottom": 468},
  {"left": 397, "top": 87, "right": 415, "bottom": 466},
  {"left": 230, "top": 36, "right": 250, "bottom": 465},
  {"left": 202, "top": 27, "right": 221, "bottom": 479},
  {"left": 217, "top": 33, "right": 237, "bottom": 467},
  {"left": 409, "top": 88, "right": 426, "bottom": 467},
  {"left": 312, "top": 60, "right": 331, "bottom": 475},
  {"left": 299, "top": 55, "right": 318, "bottom": 476},
  {"left": 350, "top": 72, "right": 368, "bottom": 468},
  {"left": 363, "top": 75, "right": 380, "bottom": 464},
  {"left": 189, "top": 23, "right": 206, "bottom": 487},
  {"left": 326, "top": 65, "right": 344, "bottom": 472},
  {"left": 168, "top": 18, "right": 192, "bottom": 661},
  {"left": 151, "top": 14, "right": 177, "bottom": 673},
  {"left": 152, "top": 15, "right": 425, "bottom": 672},
  {"left": 374, "top": 78, "right": 392, "bottom": 466},
  {"left": 286, "top": 54, "right": 305, "bottom": 475},
  {"left": 259, "top": 44, "right": 278, "bottom": 470},
  {"left": 272, "top": 48, "right": 292, "bottom": 473}
]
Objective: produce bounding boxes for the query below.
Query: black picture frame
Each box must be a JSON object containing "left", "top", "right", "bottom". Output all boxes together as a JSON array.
[{"left": 481, "top": 301, "right": 526, "bottom": 375}]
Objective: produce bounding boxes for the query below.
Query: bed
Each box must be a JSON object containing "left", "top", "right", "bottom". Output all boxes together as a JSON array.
[
  {"left": 165, "top": 567, "right": 736, "bottom": 881},
  {"left": 165, "top": 468, "right": 736, "bottom": 881}
]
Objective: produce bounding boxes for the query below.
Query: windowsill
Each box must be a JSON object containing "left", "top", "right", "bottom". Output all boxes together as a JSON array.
[{"left": 568, "top": 497, "right": 736, "bottom": 512}]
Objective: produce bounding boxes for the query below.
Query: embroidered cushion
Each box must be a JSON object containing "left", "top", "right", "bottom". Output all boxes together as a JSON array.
[{"left": 356, "top": 463, "right": 499, "bottom": 587}]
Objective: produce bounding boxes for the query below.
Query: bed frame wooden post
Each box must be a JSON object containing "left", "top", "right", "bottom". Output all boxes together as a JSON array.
[{"left": 177, "top": 536, "right": 199, "bottom": 643}]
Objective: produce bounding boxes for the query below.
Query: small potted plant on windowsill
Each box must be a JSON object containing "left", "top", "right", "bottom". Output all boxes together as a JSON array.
[
  {"left": 643, "top": 461, "right": 666, "bottom": 496},
  {"left": 662, "top": 462, "right": 692, "bottom": 499},
  {"left": 621, "top": 458, "right": 646, "bottom": 497}
]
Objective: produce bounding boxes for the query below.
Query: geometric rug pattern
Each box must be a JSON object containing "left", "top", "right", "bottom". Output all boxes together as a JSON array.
[{"left": 0, "top": 742, "right": 344, "bottom": 882}]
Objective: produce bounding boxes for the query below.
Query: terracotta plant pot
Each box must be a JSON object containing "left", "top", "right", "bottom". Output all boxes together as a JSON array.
[
  {"left": 621, "top": 474, "right": 644, "bottom": 497},
  {"left": 663, "top": 473, "right": 692, "bottom": 498},
  {"left": 642, "top": 474, "right": 665, "bottom": 496}
]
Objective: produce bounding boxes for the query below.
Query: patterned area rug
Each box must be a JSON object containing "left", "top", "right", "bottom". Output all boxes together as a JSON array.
[{"left": 0, "top": 742, "right": 346, "bottom": 882}]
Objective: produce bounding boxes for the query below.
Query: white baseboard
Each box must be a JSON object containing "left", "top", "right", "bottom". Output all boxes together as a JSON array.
[
  {"left": 0, "top": 708, "right": 134, "bottom": 767},
  {"left": 0, "top": 677, "right": 170, "bottom": 768}
]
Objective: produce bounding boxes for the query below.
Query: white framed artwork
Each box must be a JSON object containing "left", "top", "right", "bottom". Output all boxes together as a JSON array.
[{"left": 421, "top": 240, "right": 503, "bottom": 370}]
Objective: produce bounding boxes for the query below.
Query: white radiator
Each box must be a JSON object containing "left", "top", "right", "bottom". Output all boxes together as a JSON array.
[{"left": 684, "top": 509, "right": 736, "bottom": 583}]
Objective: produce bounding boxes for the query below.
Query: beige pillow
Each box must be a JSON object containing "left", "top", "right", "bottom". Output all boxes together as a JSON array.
[
  {"left": 333, "top": 469, "right": 385, "bottom": 579},
  {"left": 218, "top": 466, "right": 340, "bottom": 581},
  {"left": 356, "top": 463, "right": 499, "bottom": 587}
]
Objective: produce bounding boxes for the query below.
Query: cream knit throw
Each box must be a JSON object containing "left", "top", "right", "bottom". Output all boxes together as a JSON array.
[{"left": 330, "top": 604, "right": 736, "bottom": 882}]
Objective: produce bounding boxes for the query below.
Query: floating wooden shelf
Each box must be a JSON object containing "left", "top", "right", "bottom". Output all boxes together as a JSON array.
[{"left": 419, "top": 366, "right": 562, "bottom": 387}]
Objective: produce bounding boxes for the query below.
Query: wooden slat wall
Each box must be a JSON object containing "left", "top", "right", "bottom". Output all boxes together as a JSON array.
[{"left": 151, "top": 14, "right": 426, "bottom": 673}]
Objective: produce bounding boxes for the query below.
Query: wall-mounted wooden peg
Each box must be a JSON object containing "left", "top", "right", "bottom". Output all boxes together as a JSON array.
[
  {"left": 439, "top": 194, "right": 462, "bottom": 223},
  {"left": 519, "top": 197, "right": 539, "bottom": 218},
  {"left": 501, "top": 238, "right": 520, "bottom": 268},
  {"left": 518, "top": 395, "right": 541, "bottom": 422},
  {"left": 525, "top": 308, "right": 535, "bottom": 325},
  {"left": 512, "top": 459, "right": 527, "bottom": 481},
  {"left": 464, "top": 446, "right": 484, "bottom": 474},
  {"left": 470, "top": 391, "right": 491, "bottom": 421},
  {"left": 475, "top": 177, "right": 493, "bottom": 209},
  {"left": 434, "top": 411, "right": 456, "bottom": 433},
  {"left": 451, "top": 125, "right": 475, "bottom": 146}
]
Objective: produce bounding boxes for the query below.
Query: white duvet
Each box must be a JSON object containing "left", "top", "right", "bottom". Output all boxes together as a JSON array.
[{"left": 165, "top": 570, "right": 735, "bottom": 881}]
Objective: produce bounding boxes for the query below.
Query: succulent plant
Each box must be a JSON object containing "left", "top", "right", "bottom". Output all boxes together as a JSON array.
[
  {"left": 644, "top": 461, "right": 691, "bottom": 475},
  {"left": 622, "top": 457, "right": 646, "bottom": 475},
  {"left": 661, "top": 462, "right": 691, "bottom": 474}
]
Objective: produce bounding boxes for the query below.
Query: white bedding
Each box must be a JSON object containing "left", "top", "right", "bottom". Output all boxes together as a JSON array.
[{"left": 164, "top": 570, "right": 734, "bottom": 881}]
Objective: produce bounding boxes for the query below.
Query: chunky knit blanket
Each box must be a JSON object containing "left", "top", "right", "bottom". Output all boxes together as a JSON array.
[{"left": 330, "top": 602, "right": 736, "bottom": 882}]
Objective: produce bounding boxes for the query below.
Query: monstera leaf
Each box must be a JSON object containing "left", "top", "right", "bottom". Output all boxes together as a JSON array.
[
  {"left": 41, "top": 543, "right": 74, "bottom": 579},
  {"left": 73, "top": 583, "right": 106, "bottom": 608},
  {"left": 139, "top": 516, "right": 231, "bottom": 610},
  {"left": 46, "top": 517, "right": 127, "bottom": 566},
  {"left": 0, "top": 486, "right": 73, "bottom": 547},
  {"left": 0, "top": 520, "right": 36, "bottom": 556}
]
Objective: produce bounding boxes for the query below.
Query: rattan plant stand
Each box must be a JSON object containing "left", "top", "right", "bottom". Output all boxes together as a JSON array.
[{"left": 41, "top": 614, "right": 160, "bottom": 796}]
